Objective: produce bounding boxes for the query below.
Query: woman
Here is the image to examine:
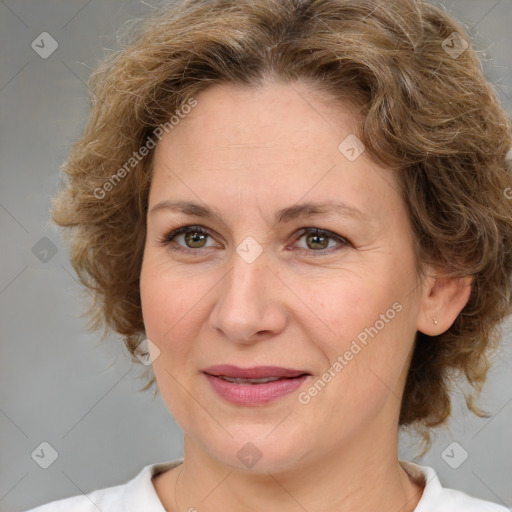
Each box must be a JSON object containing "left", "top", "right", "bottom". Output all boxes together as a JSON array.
[{"left": 27, "top": 0, "right": 512, "bottom": 510}]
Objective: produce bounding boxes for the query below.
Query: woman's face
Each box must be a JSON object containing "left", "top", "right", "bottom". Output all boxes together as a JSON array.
[{"left": 140, "top": 80, "right": 426, "bottom": 472}]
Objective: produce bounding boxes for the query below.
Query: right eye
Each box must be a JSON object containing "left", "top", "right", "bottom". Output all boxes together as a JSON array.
[{"left": 157, "top": 225, "right": 221, "bottom": 254}]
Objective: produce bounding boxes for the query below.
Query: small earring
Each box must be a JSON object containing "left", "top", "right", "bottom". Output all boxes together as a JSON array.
[{"left": 433, "top": 316, "right": 438, "bottom": 325}]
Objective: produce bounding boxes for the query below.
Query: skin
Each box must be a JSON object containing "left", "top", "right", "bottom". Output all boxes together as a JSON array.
[{"left": 139, "top": 79, "right": 472, "bottom": 512}]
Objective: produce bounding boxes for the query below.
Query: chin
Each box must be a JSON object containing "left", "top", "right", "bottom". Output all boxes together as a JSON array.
[{"left": 194, "top": 426, "right": 313, "bottom": 475}]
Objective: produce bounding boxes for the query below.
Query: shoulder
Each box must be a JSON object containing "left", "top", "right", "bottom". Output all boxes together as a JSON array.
[
  {"left": 23, "top": 485, "right": 124, "bottom": 512},
  {"left": 433, "top": 486, "right": 510, "bottom": 512},
  {"left": 24, "top": 460, "right": 183, "bottom": 512},
  {"left": 399, "top": 460, "right": 509, "bottom": 512}
]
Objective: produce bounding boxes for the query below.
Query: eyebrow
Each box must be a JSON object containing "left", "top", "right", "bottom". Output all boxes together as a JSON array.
[{"left": 149, "top": 199, "right": 369, "bottom": 225}]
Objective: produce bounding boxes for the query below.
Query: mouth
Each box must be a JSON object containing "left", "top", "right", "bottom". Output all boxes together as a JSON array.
[
  {"left": 203, "top": 364, "right": 309, "bottom": 381},
  {"left": 214, "top": 376, "right": 289, "bottom": 384},
  {"left": 202, "top": 365, "right": 311, "bottom": 405}
]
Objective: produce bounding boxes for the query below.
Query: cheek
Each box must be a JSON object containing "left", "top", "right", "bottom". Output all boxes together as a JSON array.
[
  {"left": 140, "top": 255, "right": 217, "bottom": 386},
  {"left": 140, "top": 255, "right": 202, "bottom": 340},
  {"left": 140, "top": 259, "right": 202, "bottom": 419},
  {"left": 308, "top": 264, "right": 416, "bottom": 377},
  {"left": 308, "top": 272, "right": 399, "bottom": 340}
]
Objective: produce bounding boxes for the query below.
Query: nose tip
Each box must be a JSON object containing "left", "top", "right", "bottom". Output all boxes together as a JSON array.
[{"left": 208, "top": 256, "right": 287, "bottom": 344}]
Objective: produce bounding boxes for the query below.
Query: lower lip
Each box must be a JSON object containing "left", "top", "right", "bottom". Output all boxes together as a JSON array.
[{"left": 204, "top": 373, "right": 309, "bottom": 406}]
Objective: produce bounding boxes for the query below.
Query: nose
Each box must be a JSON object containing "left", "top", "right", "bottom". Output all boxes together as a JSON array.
[{"left": 208, "top": 247, "right": 287, "bottom": 345}]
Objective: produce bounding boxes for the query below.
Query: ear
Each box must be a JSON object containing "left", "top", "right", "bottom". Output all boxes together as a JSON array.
[{"left": 416, "top": 269, "right": 473, "bottom": 336}]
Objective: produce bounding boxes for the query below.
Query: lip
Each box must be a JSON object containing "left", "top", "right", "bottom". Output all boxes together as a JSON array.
[
  {"left": 203, "top": 365, "right": 308, "bottom": 379},
  {"left": 203, "top": 365, "right": 311, "bottom": 406}
]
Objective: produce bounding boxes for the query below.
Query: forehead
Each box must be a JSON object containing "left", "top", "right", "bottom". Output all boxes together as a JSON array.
[
  {"left": 149, "top": 81, "right": 402, "bottom": 224},
  {"left": 156, "top": 81, "right": 362, "bottom": 154}
]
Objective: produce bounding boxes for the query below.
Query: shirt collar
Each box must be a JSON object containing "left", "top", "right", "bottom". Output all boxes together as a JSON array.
[
  {"left": 121, "top": 458, "right": 440, "bottom": 511},
  {"left": 399, "top": 459, "right": 443, "bottom": 511},
  {"left": 121, "top": 459, "right": 184, "bottom": 511}
]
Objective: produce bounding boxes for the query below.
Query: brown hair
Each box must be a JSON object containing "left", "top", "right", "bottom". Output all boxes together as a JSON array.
[{"left": 53, "top": 0, "right": 512, "bottom": 448}]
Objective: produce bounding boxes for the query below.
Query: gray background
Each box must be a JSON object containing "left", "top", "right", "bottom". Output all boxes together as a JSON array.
[{"left": 1, "top": 1, "right": 511, "bottom": 511}]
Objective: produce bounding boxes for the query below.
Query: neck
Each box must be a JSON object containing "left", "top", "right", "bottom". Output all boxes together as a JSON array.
[{"left": 157, "top": 426, "right": 424, "bottom": 512}]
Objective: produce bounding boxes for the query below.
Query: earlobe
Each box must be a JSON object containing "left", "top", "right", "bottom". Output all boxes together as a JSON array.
[{"left": 416, "top": 273, "right": 473, "bottom": 336}]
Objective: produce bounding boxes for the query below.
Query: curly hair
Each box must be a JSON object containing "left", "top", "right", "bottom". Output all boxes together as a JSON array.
[{"left": 52, "top": 0, "right": 512, "bottom": 448}]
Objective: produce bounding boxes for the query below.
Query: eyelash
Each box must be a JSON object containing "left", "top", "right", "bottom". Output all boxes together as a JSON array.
[{"left": 156, "top": 224, "right": 352, "bottom": 257}]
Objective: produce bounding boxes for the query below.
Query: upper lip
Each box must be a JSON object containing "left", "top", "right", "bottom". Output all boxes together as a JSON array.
[{"left": 203, "top": 365, "right": 309, "bottom": 379}]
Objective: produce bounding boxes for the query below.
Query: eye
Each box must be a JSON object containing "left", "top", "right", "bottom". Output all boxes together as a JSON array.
[
  {"left": 157, "top": 225, "right": 351, "bottom": 256},
  {"left": 157, "top": 225, "right": 219, "bottom": 253},
  {"left": 291, "top": 227, "right": 351, "bottom": 255}
]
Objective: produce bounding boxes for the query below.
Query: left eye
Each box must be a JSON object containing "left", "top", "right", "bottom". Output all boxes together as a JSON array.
[
  {"left": 293, "top": 227, "right": 350, "bottom": 253},
  {"left": 157, "top": 225, "right": 217, "bottom": 252},
  {"left": 157, "top": 225, "right": 351, "bottom": 255}
]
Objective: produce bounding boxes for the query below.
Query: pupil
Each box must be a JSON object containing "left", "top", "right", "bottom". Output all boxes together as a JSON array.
[
  {"left": 186, "top": 231, "right": 206, "bottom": 248},
  {"left": 308, "top": 234, "right": 328, "bottom": 250}
]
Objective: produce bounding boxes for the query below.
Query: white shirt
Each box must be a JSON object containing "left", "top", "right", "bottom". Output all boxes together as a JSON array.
[{"left": 25, "top": 459, "right": 509, "bottom": 511}]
